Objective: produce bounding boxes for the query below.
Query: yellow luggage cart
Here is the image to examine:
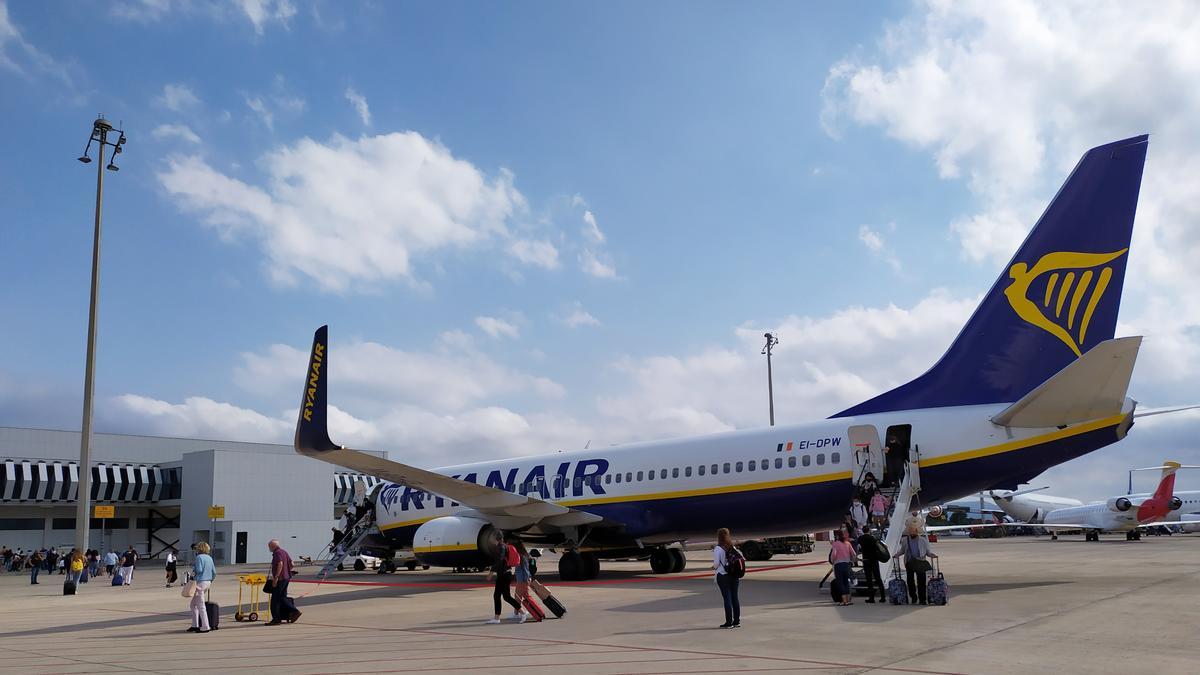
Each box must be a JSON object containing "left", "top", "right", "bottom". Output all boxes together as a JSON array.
[{"left": 234, "top": 573, "right": 270, "bottom": 623}]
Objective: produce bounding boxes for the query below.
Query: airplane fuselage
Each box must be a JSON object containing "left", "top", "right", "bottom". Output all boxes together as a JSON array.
[
  {"left": 372, "top": 402, "right": 1133, "bottom": 552},
  {"left": 1042, "top": 491, "right": 1200, "bottom": 532}
]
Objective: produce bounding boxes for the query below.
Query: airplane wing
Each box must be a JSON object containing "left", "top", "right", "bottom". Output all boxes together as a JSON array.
[
  {"left": 1132, "top": 404, "right": 1200, "bottom": 419},
  {"left": 293, "top": 326, "right": 606, "bottom": 532},
  {"left": 1135, "top": 520, "right": 1200, "bottom": 528},
  {"left": 925, "top": 523, "right": 1004, "bottom": 533}
]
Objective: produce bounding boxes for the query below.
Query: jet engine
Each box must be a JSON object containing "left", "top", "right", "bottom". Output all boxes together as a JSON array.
[
  {"left": 926, "top": 505, "right": 945, "bottom": 519},
  {"left": 412, "top": 516, "right": 500, "bottom": 567},
  {"left": 1107, "top": 497, "right": 1133, "bottom": 512},
  {"left": 1169, "top": 496, "right": 1183, "bottom": 511}
]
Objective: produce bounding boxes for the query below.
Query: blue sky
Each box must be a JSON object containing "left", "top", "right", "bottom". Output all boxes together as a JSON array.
[{"left": 2, "top": 1, "right": 1197, "bottom": 500}]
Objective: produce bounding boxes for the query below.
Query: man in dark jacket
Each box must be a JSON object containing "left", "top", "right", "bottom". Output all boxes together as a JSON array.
[{"left": 857, "top": 527, "right": 886, "bottom": 603}]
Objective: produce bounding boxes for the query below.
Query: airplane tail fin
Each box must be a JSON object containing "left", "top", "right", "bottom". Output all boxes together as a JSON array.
[
  {"left": 1151, "top": 461, "right": 1181, "bottom": 502},
  {"left": 835, "top": 135, "right": 1148, "bottom": 418},
  {"left": 295, "top": 325, "right": 338, "bottom": 455}
]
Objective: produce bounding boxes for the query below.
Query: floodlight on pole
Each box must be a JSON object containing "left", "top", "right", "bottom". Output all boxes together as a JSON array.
[
  {"left": 74, "top": 114, "right": 127, "bottom": 556},
  {"left": 762, "top": 333, "right": 779, "bottom": 426}
]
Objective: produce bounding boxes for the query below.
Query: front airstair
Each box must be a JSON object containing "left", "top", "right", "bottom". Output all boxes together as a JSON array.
[
  {"left": 881, "top": 452, "right": 922, "bottom": 558},
  {"left": 315, "top": 511, "right": 377, "bottom": 580}
]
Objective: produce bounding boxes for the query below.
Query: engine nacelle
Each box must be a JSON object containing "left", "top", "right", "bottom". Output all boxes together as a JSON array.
[
  {"left": 926, "top": 505, "right": 945, "bottom": 519},
  {"left": 1169, "top": 496, "right": 1183, "bottom": 511},
  {"left": 1107, "top": 497, "right": 1133, "bottom": 512},
  {"left": 412, "top": 516, "right": 499, "bottom": 567}
]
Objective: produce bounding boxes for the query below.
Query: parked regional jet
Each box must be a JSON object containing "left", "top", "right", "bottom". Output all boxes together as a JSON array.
[
  {"left": 295, "top": 135, "right": 1183, "bottom": 580},
  {"left": 990, "top": 487, "right": 1084, "bottom": 523},
  {"left": 1031, "top": 462, "right": 1200, "bottom": 540}
]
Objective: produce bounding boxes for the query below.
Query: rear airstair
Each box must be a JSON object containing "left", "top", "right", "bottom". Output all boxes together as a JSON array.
[{"left": 316, "top": 511, "right": 377, "bottom": 580}]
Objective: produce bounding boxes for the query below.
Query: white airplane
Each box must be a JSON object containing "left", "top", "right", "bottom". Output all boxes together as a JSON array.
[
  {"left": 1032, "top": 462, "right": 1200, "bottom": 540},
  {"left": 990, "top": 487, "right": 1083, "bottom": 523},
  {"left": 294, "top": 135, "right": 1185, "bottom": 580}
]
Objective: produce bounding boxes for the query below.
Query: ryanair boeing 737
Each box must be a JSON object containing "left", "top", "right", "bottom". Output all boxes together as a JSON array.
[{"left": 295, "top": 135, "right": 1181, "bottom": 580}]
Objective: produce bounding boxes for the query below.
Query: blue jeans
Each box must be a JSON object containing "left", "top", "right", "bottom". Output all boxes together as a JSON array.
[
  {"left": 30, "top": 566, "right": 39, "bottom": 583},
  {"left": 716, "top": 573, "right": 740, "bottom": 625},
  {"left": 834, "top": 561, "right": 853, "bottom": 600}
]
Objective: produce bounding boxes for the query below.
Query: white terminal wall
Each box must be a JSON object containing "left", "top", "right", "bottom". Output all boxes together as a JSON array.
[{"left": 181, "top": 449, "right": 335, "bottom": 564}]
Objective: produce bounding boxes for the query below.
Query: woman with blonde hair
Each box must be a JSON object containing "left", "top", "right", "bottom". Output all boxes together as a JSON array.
[
  {"left": 711, "top": 528, "right": 743, "bottom": 628},
  {"left": 187, "top": 542, "right": 216, "bottom": 633}
]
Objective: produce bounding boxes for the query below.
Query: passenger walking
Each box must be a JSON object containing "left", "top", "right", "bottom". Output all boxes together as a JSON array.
[
  {"left": 850, "top": 497, "right": 869, "bottom": 532},
  {"left": 712, "top": 528, "right": 743, "bottom": 628},
  {"left": 119, "top": 547, "right": 137, "bottom": 585},
  {"left": 892, "top": 524, "right": 938, "bottom": 605},
  {"left": 103, "top": 550, "right": 118, "bottom": 576},
  {"left": 870, "top": 491, "right": 890, "bottom": 528},
  {"left": 484, "top": 532, "right": 525, "bottom": 624},
  {"left": 88, "top": 550, "right": 100, "bottom": 578},
  {"left": 29, "top": 550, "right": 42, "bottom": 584},
  {"left": 68, "top": 549, "right": 85, "bottom": 587},
  {"left": 511, "top": 538, "right": 532, "bottom": 604},
  {"left": 829, "top": 529, "right": 855, "bottom": 606},
  {"left": 188, "top": 542, "right": 215, "bottom": 633},
  {"left": 859, "top": 471, "right": 879, "bottom": 501},
  {"left": 857, "top": 527, "right": 885, "bottom": 603},
  {"left": 165, "top": 548, "right": 178, "bottom": 587},
  {"left": 265, "top": 539, "right": 301, "bottom": 625}
]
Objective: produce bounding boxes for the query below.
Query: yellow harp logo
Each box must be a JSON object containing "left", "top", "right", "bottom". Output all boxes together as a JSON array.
[{"left": 1003, "top": 248, "right": 1128, "bottom": 357}]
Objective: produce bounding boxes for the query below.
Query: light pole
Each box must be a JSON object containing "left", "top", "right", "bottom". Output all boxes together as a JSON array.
[
  {"left": 761, "top": 333, "right": 779, "bottom": 426},
  {"left": 74, "top": 116, "right": 126, "bottom": 555}
]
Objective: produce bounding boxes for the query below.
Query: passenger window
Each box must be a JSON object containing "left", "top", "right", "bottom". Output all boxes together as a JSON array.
[
  {"left": 787, "top": 456, "right": 796, "bottom": 468},
  {"left": 605, "top": 474, "right": 612, "bottom": 484},
  {"left": 817, "top": 454, "right": 825, "bottom": 466},
  {"left": 748, "top": 460, "right": 756, "bottom": 472},
  {"left": 574, "top": 477, "right": 582, "bottom": 489},
  {"left": 672, "top": 468, "right": 679, "bottom": 478},
  {"left": 698, "top": 465, "right": 706, "bottom": 476},
  {"left": 661, "top": 469, "right": 667, "bottom": 479},
  {"left": 723, "top": 463, "right": 731, "bottom": 474},
  {"left": 803, "top": 455, "right": 811, "bottom": 467},
  {"left": 832, "top": 452, "right": 840, "bottom": 464},
  {"left": 626, "top": 472, "right": 632, "bottom": 482},
  {"left": 685, "top": 467, "right": 692, "bottom": 477},
  {"left": 637, "top": 471, "right": 644, "bottom": 481},
  {"left": 775, "top": 458, "right": 782, "bottom": 469},
  {"left": 615, "top": 473, "right": 622, "bottom": 484},
  {"left": 648, "top": 470, "right": 655, "bottom": 481},
  {"left": 761, "top": 459, "right": 768, "bottom": 470}
]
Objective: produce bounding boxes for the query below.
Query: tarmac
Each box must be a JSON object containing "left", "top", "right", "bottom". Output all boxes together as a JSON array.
[{"left": 2, "top": 534, "right": 1198, "bottom": 675}]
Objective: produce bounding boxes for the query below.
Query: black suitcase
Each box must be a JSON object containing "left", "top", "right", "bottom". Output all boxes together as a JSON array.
[
  {"left": 63, "top": 580, "right": 76, "bottom": 596},
  {"left": 542, "top": 594, "right": 566, "bottom": 618},
  {"left": 205, "top": 601, "right": 220, "bottom": 630}
]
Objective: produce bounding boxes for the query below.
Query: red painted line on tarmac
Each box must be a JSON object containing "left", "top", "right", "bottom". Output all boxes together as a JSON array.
[{"left": 289, "top": 560, "right": 825, "bottom": 589}]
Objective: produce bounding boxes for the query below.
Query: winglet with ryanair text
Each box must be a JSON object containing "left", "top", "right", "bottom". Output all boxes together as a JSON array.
[{"left": 295, "top": 324, "right": 338, "bottom": 455}]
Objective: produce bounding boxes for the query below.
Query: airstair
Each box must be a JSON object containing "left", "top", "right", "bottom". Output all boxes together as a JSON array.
[
  {"left": 315, "top": 511, "right": 377, "bottom": 580},
  {"left": 881, "top": 453, "right": 922, "bottom": 557}
]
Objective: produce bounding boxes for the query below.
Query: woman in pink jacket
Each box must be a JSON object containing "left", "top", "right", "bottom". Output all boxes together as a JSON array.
[{"left": 870, "top": 492, "right": 890, "bottom": 527}]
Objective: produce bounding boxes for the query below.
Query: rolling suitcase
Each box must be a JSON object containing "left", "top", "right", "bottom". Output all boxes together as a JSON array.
[
  {"left": 927, "top": 561, "right": 949, "bottom": 606},
  {"left": 112, "top": 572, "right": 125, "bottom": 586},
  {"left": 521, "top": 596, "right": 545, "bottom": 622},
  {"left": 63, "top": 580, "right": 76, "bottom": 595},
  {"left": 205, "top": 588, "right": 220, "bottom": 630},
  {"left": 80, "top": 567, "right": 89, "bottom": 583},
  {"left": 530, "top": 579, "right": 566, "bottom": 618},
  {"left": 887, "top": 564, "right": 909, "bottom": 605}
]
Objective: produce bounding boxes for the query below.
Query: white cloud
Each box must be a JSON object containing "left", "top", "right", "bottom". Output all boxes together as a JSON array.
[
  {"left": 581, "top": 210, "right": 605, "bottom": 243},
  {"left": 857, "top": 224, "right": 901, "bottom": 272},
  {"left": 580, "top": 249, "right": 618, "bottom": 279},
  {"left": 0, "top": 1, "right": 71, "bottom": 85},
  {"left": 562, "top": 303, "right": 600, "bottom": 328},
  {"left": 107, "top": 394, "right": 291, "bottom": 443},
  {"left": 475, "top": 316, "right": 520, "bottom": 340},
  {"left": 151, "top": 123, "right": 201, "bottom": 144},
  {"left": 508, "top": 239, "right": 560, "bottom": 270},
  {"left": 235, "top": 0, "right": 296, "bottom": 34},
  {"left": 158, "top": 131, "right": 526, "bottom": 291},
  {"left": 155, "top": 83, "right": 200, "bottom": 112},
  {"left": 244, "top": 95, "right": 274, "bottom": 130},
  {"left": 344, "top": 87, "right": 371, "bottom": 126}
]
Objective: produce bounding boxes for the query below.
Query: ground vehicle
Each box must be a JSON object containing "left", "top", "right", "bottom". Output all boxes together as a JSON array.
[{"left": 741, "top": 536, "right": 814, "bottom": 561}]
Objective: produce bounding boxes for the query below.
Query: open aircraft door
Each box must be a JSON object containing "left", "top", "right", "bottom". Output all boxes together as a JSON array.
[{"left": 848, "top": 424, "right": 883, "bottom": 487}]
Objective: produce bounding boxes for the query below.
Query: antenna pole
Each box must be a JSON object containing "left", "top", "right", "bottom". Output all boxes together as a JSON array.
[{"left": 762, "top": 333, "right": 779, "bottom": 426}]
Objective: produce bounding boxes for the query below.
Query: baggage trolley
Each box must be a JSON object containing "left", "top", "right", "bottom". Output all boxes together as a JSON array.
[{"left": 234, "top": 573, "right": 270, "bottom": 622}]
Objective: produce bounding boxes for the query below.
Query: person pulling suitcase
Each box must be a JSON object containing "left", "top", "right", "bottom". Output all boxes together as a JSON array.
[{"left": 187, "top": 542, "right": 216, "bottom": 633}]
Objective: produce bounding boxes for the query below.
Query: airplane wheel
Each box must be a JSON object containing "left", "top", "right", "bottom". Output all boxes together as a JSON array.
[
  {"left": 580, "top": 552, "right": 600, "bottom": 580},
  {"left": 1133, "top": 530, "right": 1142, "bottom": 541},
  {"left": 336, "top": 563, "right": 344, "bottom": 571},
  {"left": 649, "top": 549, "right": 673, "bottom": 574},
  {"left": 559, "top": 551, "right": 584, "bottom": 581},
  {"left": 354, "top": 559, "right": 366, "bottom": 571},
  {"left": 407, "top": 561, "right": 417, "bottom": 571},
  {"left": 668, "top": 548, "right": 686, "bottom": 573}
]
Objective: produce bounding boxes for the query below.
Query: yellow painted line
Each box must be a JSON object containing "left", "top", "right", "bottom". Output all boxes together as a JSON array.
[
  {"left": 375, "top": 414, "right": 1126, "bottom": 528},
  {"left": 920, "top": 413, "right": 1126, "bottom": 468}
]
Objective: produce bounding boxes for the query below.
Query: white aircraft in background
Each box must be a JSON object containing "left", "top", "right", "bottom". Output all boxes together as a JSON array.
[
  {"left": 989, "top": 486, "right": 1083, "bottom": 523},
  {"left": 1030, "top": 462, "right": 1200, "bottom": 541},
  {"left": 293, "top": 136, "right": 1191, "bottom": 580}
]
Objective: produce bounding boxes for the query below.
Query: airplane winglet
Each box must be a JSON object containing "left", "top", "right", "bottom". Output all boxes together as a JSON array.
[{"left": 295, "top": 325, "right": 338, "bottom": 454}]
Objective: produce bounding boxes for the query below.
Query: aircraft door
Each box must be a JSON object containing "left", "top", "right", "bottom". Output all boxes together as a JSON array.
[{"left": 847, "top": 425, "right": 883, "bottom": 486}]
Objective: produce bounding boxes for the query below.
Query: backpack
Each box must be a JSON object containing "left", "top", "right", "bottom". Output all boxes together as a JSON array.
[
  {"left": 725, "top": 546, "right": 746, "bottom": 579},
  {"left": 504, "top": 544, "right": 520, "bottom": 568}
]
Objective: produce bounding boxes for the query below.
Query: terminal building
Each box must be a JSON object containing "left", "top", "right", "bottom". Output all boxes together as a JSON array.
[{"left": 0, "top": 427, "right": 383, "bottom": 564}]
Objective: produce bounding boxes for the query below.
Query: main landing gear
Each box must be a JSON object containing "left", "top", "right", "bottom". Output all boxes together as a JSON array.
[
  {"left": 1125, "top": 530, "right": 1142, "bottom": 541},
  {"left": 649, "top": 548, "right": 686, "bottom": 574},
  {"left": 558, "top": 551, "right": 600, "bottom": 581}
]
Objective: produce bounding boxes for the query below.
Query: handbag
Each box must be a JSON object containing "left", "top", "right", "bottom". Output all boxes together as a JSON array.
[
  {"left": 907, "top": 558, "right": 933, "bottom": 573},
  {"left": 181, "top": 580, "right": 197, "bottom": 598},
  {"left": 263, "top": 578, "right": 275, "bottom": 594}
]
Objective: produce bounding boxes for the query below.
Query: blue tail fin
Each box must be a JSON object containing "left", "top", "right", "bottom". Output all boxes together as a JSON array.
[{"left": 834, "top": 135, "right": 1148, "bottom": 418}]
